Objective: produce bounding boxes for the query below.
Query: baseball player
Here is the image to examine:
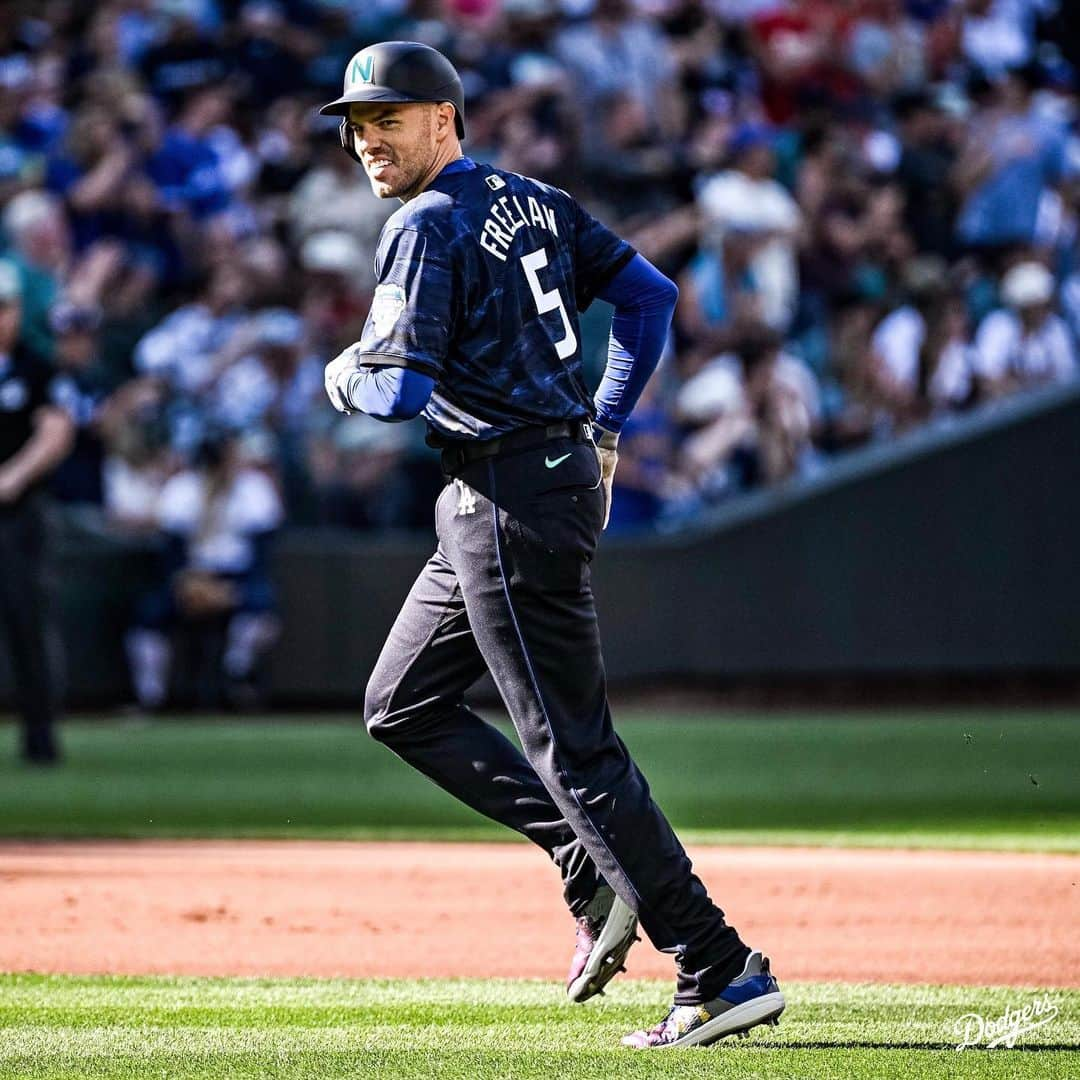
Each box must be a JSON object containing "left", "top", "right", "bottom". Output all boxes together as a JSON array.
[{"left": 321, "top": 41, "right": 784, "bottom": 1048}]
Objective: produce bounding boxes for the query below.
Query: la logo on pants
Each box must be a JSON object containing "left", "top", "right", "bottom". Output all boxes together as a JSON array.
[{"left": 454, "top": 478, "right": 477, "bottom": 516}]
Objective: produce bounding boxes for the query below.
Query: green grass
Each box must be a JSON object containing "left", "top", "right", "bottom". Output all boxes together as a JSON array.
[
  {"left": 0, "top": 976, "right": 1076, "bottom": 1079},
  {"left": 0, "top": 711, "right": 1077, "bottom": 851}
]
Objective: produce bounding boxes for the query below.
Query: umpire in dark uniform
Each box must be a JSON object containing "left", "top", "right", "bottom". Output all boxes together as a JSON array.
[
  {"left": 321, "top": 43, "right": 784, "bottom": 1048},
  {"left": 0, "top": 260, "right": 74, "bottom": 764}
]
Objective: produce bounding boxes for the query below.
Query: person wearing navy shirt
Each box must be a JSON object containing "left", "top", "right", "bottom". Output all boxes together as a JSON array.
[{"left": 320, "top": 42, "right": 783, "bottom": 1049}]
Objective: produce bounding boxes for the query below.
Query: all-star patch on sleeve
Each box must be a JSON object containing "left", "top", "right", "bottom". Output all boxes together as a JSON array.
[{"left": 356, "top": 225, "right": 454, "bottom": 381}]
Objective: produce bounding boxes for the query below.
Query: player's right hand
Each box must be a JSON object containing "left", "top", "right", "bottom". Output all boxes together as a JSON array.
[
  {"left": 594, "top": 428, "right": 619, "bottom": 530},
  {"left": 324, "top": 346, "right": 360, "bottom": 414}
]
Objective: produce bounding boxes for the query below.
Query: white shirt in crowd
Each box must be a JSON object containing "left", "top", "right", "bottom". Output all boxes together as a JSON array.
[
  {"left": 157, "top": 468, "right": 284, "bottom": 575},
  {"left": 961, "top": 0, "right": 1045, "bottom": 77},
  {"left": 972, "top": 308, "right": 1077, "bottom": 385},
  {"left": 211, "top": 350, "right": 324, "bottom": 432},
  {"left": 872, "top": 306, "right": 974, "bottom": 408},
  {"left": 697, "top": 169, "right": 802, "bottom": 332},
  {"left": 104, "top": 456, "right": 168, "bottom": 526},
  {"left": 134, "top": 304, "right": 248, "bottom": 395},
  {"left": 675, "top": 349, "right": 821, "bottom": 425}
]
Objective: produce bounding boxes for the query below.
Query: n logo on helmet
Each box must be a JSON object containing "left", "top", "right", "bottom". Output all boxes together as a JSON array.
[{"left": 349, "top": 55, "right": 374, "bottom": 85}]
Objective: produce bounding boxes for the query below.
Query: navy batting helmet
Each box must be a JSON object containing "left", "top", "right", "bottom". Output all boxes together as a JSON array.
[{"left": 320, "top": 41, "right": 465, "bottom": 140}]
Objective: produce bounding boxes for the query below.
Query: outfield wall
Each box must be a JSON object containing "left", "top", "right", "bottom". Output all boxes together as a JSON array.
[{"left": 2, "top": 381, "right": 1078, "bottom": 706}]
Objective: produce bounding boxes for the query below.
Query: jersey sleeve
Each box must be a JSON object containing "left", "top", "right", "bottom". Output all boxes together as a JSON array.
[
  {"left": 571, "top": 199, "right": 636, "bottom": 313},
  {"left": 355, "top": 226, "right": 454, "bottom": 381}
]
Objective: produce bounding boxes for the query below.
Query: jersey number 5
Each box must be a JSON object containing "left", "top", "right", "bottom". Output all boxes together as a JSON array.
[{"left": 522, "top": 247, "right": 577, "bottom": 361}]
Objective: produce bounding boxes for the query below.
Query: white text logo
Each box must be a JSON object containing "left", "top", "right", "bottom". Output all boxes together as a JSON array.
[
  {"left": 954, "top": 994, "right": 1059, "bottom": 1050},
  {"left": 454, "top": 478, "right": 477, "bottom": 516}
]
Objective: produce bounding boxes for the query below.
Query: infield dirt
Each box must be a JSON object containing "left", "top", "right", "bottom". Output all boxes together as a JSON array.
[{"left": 1, "top": 841, "right": 1076, "bottom": 986}]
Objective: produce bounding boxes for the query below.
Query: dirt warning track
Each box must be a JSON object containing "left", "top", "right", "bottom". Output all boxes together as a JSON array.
[{"left": 1, "top": 841, "right": 1076, "bottom": 987}]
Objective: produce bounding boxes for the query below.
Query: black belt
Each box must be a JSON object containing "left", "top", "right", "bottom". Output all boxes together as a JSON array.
[{"left": 440, "top": 421, "right": 591, "bottom": 475}]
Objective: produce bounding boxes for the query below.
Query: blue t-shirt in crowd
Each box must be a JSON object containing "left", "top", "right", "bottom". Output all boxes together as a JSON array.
[
  {"left": 354, "top": 157, "right": 634, "bottom": 440},
  {"left": 957, "top": 113, "right": 1067, "bottom": 247},
  {"left": 146, "top": 129, "right": 231, "bottom": 218}
]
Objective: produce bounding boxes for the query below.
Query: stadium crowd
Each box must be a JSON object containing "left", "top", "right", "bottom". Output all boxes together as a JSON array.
[{"left": 1, "top": 0, "right": 1078, "bottom": 542}]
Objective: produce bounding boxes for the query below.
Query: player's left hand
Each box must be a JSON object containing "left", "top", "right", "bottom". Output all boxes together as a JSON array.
[{"left": 324, "top": 346, "right": 361, "bottom": 414}]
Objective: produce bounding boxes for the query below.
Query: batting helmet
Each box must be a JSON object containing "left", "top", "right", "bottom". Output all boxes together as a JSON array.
[{"left": 320, "top": 42, "right": 466, "bottom": 166}]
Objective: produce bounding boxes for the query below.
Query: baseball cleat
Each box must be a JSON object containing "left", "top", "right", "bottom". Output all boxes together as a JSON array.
[
  {"left": 621, "top": 949, "right": 784, "bottom": 1048},
  {"left": 566, "top": 885, "right": 639, "bottom": 1003}
]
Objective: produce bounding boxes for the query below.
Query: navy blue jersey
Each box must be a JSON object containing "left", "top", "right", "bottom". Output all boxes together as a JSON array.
[
  {"left": 355, "top": 158, "right": 634, "bottom": 440},
  {"left": 0, "top": 347, "right": 61, "bottom": 513}
]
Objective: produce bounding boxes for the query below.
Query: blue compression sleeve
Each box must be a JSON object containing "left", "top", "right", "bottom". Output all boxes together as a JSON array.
[
  {"left": 345, "top": 366, "right": 434, "bottom": 422},
  {"left": 592, "top": 254, "right": 678, "bottom": 434}
]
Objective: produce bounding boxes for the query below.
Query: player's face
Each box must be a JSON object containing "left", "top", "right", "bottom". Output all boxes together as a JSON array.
[{"left": 346, "top": 102, "right": 439, "bottom": 200}]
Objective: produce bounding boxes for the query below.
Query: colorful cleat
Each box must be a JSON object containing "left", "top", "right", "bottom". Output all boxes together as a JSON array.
[
  {"left": 566, "top": 886, "right": 639, "bottom": 1003},
  {"left": 621, "top": 949, "right": 785, "bottom": 1048}
]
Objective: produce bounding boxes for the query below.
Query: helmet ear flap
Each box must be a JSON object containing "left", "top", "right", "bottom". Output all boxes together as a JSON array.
[{"left": 339, "top": 118, "right": 363, "bottom": 165}]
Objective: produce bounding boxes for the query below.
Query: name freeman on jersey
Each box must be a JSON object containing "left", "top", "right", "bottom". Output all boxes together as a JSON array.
[{"left": 480, "top": 192, "right": 559, "bottom": 263}]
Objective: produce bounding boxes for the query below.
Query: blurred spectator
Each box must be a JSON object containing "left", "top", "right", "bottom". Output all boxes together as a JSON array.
[
  {"left": 313, "top": 415, "right": 437, "bottom": 531},
  {"left": 210, "top": 308, "right": 324, "bottom": 498},
  {"left": 228, "top": 1, "right": 314, "bottom": 110},
  {"left": 555, "top": 0, "right": 681, "bottom": 141},
  {"left": 288, "top": 139, "right": 395, "bottom": 296},
  {"left": 868, "top": 257, "right": 976, "bottom": 427},
  {"left": 847, "top": 0, "right": 927, "bottom": 99},
  {"left": 959, "top": 0, "right": 1040, "bottom": 78},
  {"left": 749, "top": 0, "right": 855, "bottom": 125},
  {"left": 46, "top": 101, "right": 137, "bottom": 250},
  {"left": 954, "top": 62, "right": 1069, "bottom": 253},
  {"left": 582, "top": 90, "right": 683, "bottom": 226},
  {"left": 696, "top": 124, "right": 803, "bottom": 333},
  {"left": 676, "top": 322, "right": 818, "bottom": 502},
  {"left": 298, "top": 229, "right": 371, "bottom": 352},
  {"left": 0, "top": 0, "right": 1070, "bottom": 574},
  {"left": 1, "top": 189, "right": 68, "bottom": 361},
  {"left": 102, "top": 407, "right": 179, "bottom": 534},
  {"left": 125, "top": 430, "right": 283, "bottom": 711},
  {"left": 145, "top": 86, "right": 234, "bottom": 220},
  {"left": 0, "top": 259, "right": 74, "bottom": 764},
  {"left": 973, "top": 259, "right": 1077, "bottom": 395},
  {"left": 894, "top": 89, "right": 959, "bottom": 258},
  {"left": 47, "top": 300, "right": 113, "bottom": 505},
  {"left": 138, "top": 5, "right": 229, "bottom": 108}
]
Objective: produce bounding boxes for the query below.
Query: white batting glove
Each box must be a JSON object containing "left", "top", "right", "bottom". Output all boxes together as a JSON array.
[
  {"left": 324, "top": 345, "right": 361, "bottom": 414},
  {"left": 594, "top": 426, "right": 619, "bottom": 530}
]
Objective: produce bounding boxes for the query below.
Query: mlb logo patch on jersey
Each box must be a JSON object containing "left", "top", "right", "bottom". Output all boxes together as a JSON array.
[
  {"left": 371, "top": 283, "right": 407, "bottom": 337},
  {"left": 485, "top": 174, "right": 506, "bottom": 191}
]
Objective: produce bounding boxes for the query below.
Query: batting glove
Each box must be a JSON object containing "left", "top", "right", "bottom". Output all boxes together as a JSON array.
[
  {"left": 594, "top": 426, "right": 619, "bottom": 530},
  {"left": 324, "top": 345, "right": 361, "bottom": 414}
]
